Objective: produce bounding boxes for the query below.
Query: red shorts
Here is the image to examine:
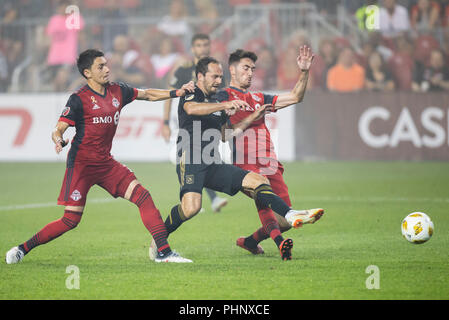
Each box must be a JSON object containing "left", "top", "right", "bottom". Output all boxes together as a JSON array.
[
  {"left": 57, "top": 158, "right": 137, "bottom": 206},
  {"left": 236, "top": 162, "right": 291, "bottom": 207}
]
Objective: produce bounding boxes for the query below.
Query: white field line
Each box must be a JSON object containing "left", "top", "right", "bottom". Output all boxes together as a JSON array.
[
  {"left": 0, "top": 198, "right": 115, "bottom": 212},
  {"left": 1, "top": 196, "right": 448, "bottom": 212},
  {"left": 297, "top": 196, "right": 449, "bottom": 203}
]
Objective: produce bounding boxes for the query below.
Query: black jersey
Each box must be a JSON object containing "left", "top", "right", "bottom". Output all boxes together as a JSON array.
[
  {"left": 176, "top": 86, "right": 228, "bottom": 164},
  {"left": 170, "top": 60, "right": 226, "bottom": 89},
  {"left": 170, "top": 61, "right": 196, "bottom": 89}
]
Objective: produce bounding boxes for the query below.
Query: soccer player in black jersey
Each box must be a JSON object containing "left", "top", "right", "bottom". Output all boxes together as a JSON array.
[
  {"left": 150, "top": 57, "right": 317, "bottom": 261},
  {"left": 162, "top": 34, "right": 229, "bottom": 213}
]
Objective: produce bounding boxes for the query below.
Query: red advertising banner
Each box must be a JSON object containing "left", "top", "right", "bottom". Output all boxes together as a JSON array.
[{"left": 296, "top": 91, "right": 449, "bottom": 161}]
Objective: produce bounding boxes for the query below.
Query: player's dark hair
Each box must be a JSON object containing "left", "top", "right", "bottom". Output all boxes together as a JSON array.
[
  {"left": 196, "top": 56, "right": 219, "bottom": 77},
  {"left": 228, "top": 49, "right": 258, "bottom": 66},
  {"left": 191, "top": 33, "right": 210, "bottom": 45},
  {"left": 77, "top": 49, "right": 105, "bottom": 78}
]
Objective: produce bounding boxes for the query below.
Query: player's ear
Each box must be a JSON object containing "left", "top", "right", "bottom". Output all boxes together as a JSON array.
[
  {"left": 229, "top": 64, "right": 236, "bottom": 78},
  {"left": 197, "top": 72, "right": 204, "bottom": 83},
  {"left": 83, "top": 68, "right": 91, "bottom": 79}
]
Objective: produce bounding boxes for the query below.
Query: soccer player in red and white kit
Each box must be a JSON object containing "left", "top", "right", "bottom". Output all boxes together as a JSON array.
[
  {"left": 219, "top": 46, "right": 324, "bottom": 256},
  {"left": 5, "top": 49, "right": 195, "bottom": 264}
]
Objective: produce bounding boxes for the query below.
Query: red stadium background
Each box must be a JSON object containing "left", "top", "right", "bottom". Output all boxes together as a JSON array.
[{"left": 1, "top": 0, "right": 449, "bottom": 161}]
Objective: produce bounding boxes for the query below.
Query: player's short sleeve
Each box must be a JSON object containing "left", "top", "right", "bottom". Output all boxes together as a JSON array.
[
  {"left": 263, "top": 93, "right": 279, "bottom": 113},
  {"left": 263, "top": 93, "right": 278, "bottom": 106},
  {"left": 213, "top": 90, "right": 230, "bottom": 103},
  {"left": 118, "top": 82, "right": 138, "bottom": 107},
  {"left": 184, "top": 87, "right": 204, "bottom": 103},
  {"left": 170, "top": 68, "right": 185, "bottom": 89},
  {"left": 59, "top": 94, "right": 83, "bottom": 126}
]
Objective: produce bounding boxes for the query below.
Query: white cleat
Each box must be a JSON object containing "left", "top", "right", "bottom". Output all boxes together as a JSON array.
[
  {"left": 149, "top": 239, "right": 157, "bottom": 261},
  {"left": 211, "top": 197, "right": 228, "bottom": 213},
  {"left": 285, "top": 208, "right": 324, "bottom": 228},
  {"left": 154, "top": 251, "right": 193, "bottom": 263},
  {"left": 5, "top": 246, "right": 24, "bottom": 264}
]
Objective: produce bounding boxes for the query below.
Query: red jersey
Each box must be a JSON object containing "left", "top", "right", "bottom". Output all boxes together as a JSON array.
[
  {"left": 215, "top": 86, "right": 278, "bottom": 168},
  {"left": 59, "top": 82, "right": 138, "bottom": 166}
]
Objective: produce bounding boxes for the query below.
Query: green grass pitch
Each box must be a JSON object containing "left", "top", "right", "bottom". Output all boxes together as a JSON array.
[{"left": 0, "top": 161, "right": 448, "bottom": 300}]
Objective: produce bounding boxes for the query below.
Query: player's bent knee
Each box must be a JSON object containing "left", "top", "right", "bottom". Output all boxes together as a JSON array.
[
  {"left": 123, "top": 179, "right": 140, "bottom": 200},
  {"left": 63, "top": 209, "right": 83, "bottom": 230},
  {"left": 242, "top": 172, "right": 270, "bottom": 190},
  {"left": 258, "top": 175, "right": 270, "bottom": 186},
  {"left": 65, "top": 205, "right": 84, "bottom": 213},
  {"left": 181, "top": 203, "right": 202, "bottom": 218},
  {"left": 181, "top": 193, "right": 202, "bottom": 219}
]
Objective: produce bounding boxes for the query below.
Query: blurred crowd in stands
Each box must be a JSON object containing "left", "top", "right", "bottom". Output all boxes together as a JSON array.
[{"left": 1, "top": 0, "right": 449, "bottom": 93}]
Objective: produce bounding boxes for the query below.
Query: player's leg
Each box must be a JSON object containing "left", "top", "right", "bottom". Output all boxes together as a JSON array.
[
  {"left": 148, "top": 191, "right": 202, "bottom": 261},
  {"left": 124, "top": 180, "right": 170, "bottom": 255},
  {"left": 164, "top": 191, "right": 202, "bottom": 235},
  {"left": 203, "top": 164, "right": 291, "bottom": 260},
  {"left": 162, "top": 162, "right": 207, "bottom": 237},
  {"left": 99, "top": 160, "right": 191, "bottom": 263},
  {"left": 19, "top": 205, "right": 84, "bottom": 254},
  {"left": 244, "top": 171, "right": 323, "bottom": 228},
  {"left": 238, "top": 168, "right": 293, "bottom": 253},
  {"left": 240, "top": 171, "right": 294, "bottom": 260},
  {"left": 6, "top": 165, "right": 90, "bottom": 264},
  {"left": 6, "top": 206, "right": 84, "bottom": 264}
]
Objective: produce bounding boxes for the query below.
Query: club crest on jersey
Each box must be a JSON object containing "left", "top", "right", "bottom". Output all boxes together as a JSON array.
[
  {"left": 186, "top": 175, "right": 194, "bottom": 184},
  {"left": 70, "top": 190, "right": 82, "bottom": 201},
  {"left": 112, "top": 97, "right": 120, "bottom": 108},
  {"left": 185, "top": 94, "right": 195, "bottom": 101},
  {"left": 62, "top": 107, "right": 70, "bottom": 117}
]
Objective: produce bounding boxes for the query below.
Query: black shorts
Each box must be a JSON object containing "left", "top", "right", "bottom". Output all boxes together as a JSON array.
[{"left": 176, "top": 161, "right": 249, "bottom": 200}]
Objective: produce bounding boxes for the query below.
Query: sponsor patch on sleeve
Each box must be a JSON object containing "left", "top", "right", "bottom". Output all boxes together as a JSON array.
[
  {"left": 185, "top": 94, "right": 195, "bottom": 101},
  {"left": 62, "top": 107, "right": 70, "bottom": 117}
]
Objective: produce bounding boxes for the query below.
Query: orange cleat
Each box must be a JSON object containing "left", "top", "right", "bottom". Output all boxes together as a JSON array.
[{"left": 279, "top": 238, "right": 293, "bottom": 261}]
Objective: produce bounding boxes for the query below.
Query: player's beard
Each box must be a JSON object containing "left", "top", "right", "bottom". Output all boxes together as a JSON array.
[
  {"left": 236, "top": 72, "right": 252, "bottom": 89},
  {"left": 208, "top": 84, "right": 219, "bottom": 95},
  {"left": 241, "top": 78, "right": 251, "bottom": 89}
]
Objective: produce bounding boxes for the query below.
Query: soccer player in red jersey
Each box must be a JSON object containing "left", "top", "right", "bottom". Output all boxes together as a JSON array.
[
  {"left": 5, "top": 49, "right": 195, "bottom": 264},
  {"left": 219, "top": 46, "right": 324, "bottom": 256}
]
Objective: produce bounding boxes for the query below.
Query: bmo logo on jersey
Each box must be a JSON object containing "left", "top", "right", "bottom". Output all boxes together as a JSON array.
[{"left": 93, "top": 111, "right": 120, "bottom": 125}]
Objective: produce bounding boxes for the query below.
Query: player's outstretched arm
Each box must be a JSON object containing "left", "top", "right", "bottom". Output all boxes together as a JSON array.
[
  {"left": 273, "top": 45, "right": 314, "bottom": 111},
  {"left": 52, "top": 121, "right": 70, "bottom": 154},
  {"left": 161, "top": 88, "right": 175, "bottom": 143},
  {"left": 137, "top": 81, "right": 195, "bottom": 101},
  {"left": 221, "top": 104, "right": 268, "bottom": 141},
  {"left": 184, "top": 99, "right": 249, "bottom": 116}
]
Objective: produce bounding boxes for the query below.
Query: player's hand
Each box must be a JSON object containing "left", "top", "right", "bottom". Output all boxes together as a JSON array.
[
  {"left": 297, "top": 45, "right": 315, "bottom": 72},
  {"left": 161, "top": 124, "right": 171, "bottom": 143},
  {"left": 224, "top": 100, "right": 249, "bottom": 116},
  {"left": 224, "top": 100, "right": 248, "bottom": 116},
  {"left": 177, "top": 81, "right": 195, "bottom": 96},
  {"left": 55, "top": 138, "right": 69, "bottom": 154},
  {"left": 253, "top": 104, "right": 270, "bottom": 121}
]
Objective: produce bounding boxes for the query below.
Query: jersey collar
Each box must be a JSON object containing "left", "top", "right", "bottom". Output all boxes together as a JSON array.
[
  {"left": 86, "top": 83, "right": 108, "bottom": 98},
  {"left": 229, "top": 86, "right": 247, "bottom": 94}
]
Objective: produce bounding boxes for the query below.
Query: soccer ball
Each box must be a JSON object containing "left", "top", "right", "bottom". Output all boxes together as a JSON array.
[{"left": 401, "top": 212, "right": 434, "bottom": 244}]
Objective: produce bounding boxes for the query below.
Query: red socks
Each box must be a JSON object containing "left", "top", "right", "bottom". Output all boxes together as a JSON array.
[
  {"left": 130, "top": 184, "right": 170, "bottom": 254},
  {"left": 22, "top": 210, "right": 82, "bottom": 253}
]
